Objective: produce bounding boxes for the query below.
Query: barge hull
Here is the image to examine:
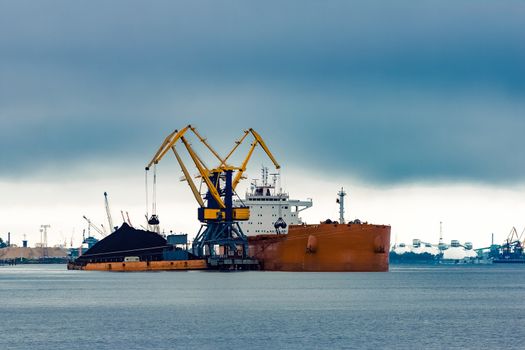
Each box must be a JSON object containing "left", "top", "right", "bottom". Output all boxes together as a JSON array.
[{"left": 68, "top": 259, "right": 207, "bottom": 271}]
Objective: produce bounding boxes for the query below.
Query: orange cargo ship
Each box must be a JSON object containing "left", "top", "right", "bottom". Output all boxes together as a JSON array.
[
  {"left": 249, "top": 222, "right": 390, "bottom": 272},
  {"left": 69, "top": 127, "right": 390, "bottom": 272},
  {"left": 237, "top": 169, "right": 390, "bottom": 272}
]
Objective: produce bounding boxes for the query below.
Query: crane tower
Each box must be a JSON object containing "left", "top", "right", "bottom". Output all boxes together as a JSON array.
[{"left": 40, "top": 224, "right": 50, "bottom": 259}]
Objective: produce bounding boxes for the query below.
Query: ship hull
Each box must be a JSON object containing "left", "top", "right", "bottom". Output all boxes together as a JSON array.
[{"left": 248, "top": 223, "right": 390, "bottom": 272}]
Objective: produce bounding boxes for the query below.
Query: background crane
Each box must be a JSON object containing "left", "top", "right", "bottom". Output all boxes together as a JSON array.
[
  {"left": 500, "top": 226, "right": 524, "bottom": 259},
  {"left": 104, "top": 192, "right": 115, "bottom": 233},
  {"left": 40, "top": 224, "right": 50, "bottom": 259},
  {"left": 82, "top": 215, "right": 106, "bottom": 237}
]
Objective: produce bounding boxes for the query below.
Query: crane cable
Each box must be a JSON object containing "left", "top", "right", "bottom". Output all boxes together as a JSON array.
[
  {"left": 145, "top": 168, "right": 149, "bottom": 218},
  {"left": 145, "top": 164, "right": 160, "bottom": 227},
  {"left": 152, "top": 163, "right": 157, "bottom": 216}
]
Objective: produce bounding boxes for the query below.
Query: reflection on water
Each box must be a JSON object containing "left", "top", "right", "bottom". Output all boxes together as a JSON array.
[{"left": 1, "top": 264, "right": 524, "bottom": 349}]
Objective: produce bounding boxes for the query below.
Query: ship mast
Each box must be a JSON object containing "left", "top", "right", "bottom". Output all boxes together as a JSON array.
[{"left": 337, "top": 188, "right": 346, "bottom": 224}]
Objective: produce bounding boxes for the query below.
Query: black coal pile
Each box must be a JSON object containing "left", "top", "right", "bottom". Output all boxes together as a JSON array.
[{"left": 76, "top": 223, "right": 167, "bottom": 263}]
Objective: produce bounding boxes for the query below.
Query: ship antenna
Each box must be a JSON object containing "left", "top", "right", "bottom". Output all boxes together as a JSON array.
[
  {"left": 278, "top": 168, "right": 282, "bottom": 194},
  {"left": 338, "top": 187, "right": 346, "bottom": 224}
]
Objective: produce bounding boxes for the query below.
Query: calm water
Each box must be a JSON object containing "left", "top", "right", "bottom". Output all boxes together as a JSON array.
[{"left": 1, "top": 264, "right": 524, "bottom": 350}]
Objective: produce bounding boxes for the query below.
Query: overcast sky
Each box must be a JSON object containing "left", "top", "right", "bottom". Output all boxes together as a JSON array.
[{"left": 1, "top": 1, "right": 524, "bottom": 248}]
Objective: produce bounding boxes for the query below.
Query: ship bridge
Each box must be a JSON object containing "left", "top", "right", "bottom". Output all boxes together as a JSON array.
[{"left": 234, "top": 167, "right": 313, "bottom": 235}]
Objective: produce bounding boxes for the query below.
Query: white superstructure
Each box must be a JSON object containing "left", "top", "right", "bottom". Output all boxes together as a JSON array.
[{"left": 234, "top": 167, "right": 312, "bottom": 236}]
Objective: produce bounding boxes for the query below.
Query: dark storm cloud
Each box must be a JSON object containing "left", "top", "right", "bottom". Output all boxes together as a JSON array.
[{"left": 0, "top": 1, "right": 524, "bottom": 182}]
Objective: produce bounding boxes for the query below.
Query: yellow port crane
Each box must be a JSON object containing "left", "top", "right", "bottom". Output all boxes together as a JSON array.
[{"left": 146, "top": 124, "right": 279, "bottom": 258}]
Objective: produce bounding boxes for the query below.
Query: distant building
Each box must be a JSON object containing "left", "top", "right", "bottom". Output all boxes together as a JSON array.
[{"left": 391, "top": 238, "right": 478, "bottom": 264}]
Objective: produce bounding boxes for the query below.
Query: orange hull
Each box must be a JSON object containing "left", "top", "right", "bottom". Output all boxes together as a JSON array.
[{"left": 248, "top": 223, "right": 390, "bottom": 272}]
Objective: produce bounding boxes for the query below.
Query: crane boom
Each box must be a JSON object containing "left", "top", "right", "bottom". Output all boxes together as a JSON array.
[
  {"left": 146, "top": 126, "right": 279, "bottom": 207},
  {"left": 508, "top": 227, "right": 519, "bottom": 242},
  {"left": 189, "top": 125, "right": 225, "bottom": 164},
  {"left": 146, "top": 125, "right": 191, "bottom": 169},
  {"left": 231, "top": 128, "right": 280, "bottom": 190},
  {"left": 126, "top": 211, "right": 133, "bottom": 227},
  {"left": 222, "top": 130, "right": 250, "bottom": 165},
  {"left": 104, "top": 192, "right": 114, "bottom": 232},
  {"left": 249, "top": 128, "right": 280, "bottom": 169},
  {"left": 232, "top": 140, "right": 258, "bottom": 189},
  {"left": 180, "top": 136, "right": 225, "bottom": 208},
  {"left": 146, "top": 129, "right": 178, "bottom": 169},
  {"left": 82, "top": 215, "right": 106, "bottom": 237},
  {"left": 171, "top": 146, "right": 205, "bottom": 207}
]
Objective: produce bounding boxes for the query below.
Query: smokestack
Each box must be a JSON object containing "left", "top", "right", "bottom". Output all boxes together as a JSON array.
[{"left": 7, "top": 232, "right": 10, "bottom": 247}]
